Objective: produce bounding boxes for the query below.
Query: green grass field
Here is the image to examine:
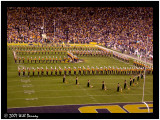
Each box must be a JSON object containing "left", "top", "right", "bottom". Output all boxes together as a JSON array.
[{"left": 7, "top": 45, "right": 153, "bottom": 108}]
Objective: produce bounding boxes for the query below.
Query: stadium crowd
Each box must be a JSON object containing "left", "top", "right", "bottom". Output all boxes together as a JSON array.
[{"left": 7, "top": 7, "right": 153, "bottom": 58}]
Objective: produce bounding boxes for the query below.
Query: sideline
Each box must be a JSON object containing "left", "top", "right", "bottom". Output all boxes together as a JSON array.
[
  {"left": 97, "top": 45, "right": 153, "bottom": 66},
  {"left": 7, "top": 101, "right": 153, "bottom": 109},
  {"left": 7, "top": 94, "right": 152, "bottom": 101},
  {"left": 143, "top": 102, "right": 150, "bottom": 113}
]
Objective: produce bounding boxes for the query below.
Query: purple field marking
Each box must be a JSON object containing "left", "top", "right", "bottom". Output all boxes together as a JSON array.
[{"left": 7, "top": 102, "right": 153, "bottom": 113}]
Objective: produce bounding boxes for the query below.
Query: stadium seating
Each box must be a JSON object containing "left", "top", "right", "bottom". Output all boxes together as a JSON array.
[{"left": 7, "top": 7, "right": 153, "bottom": 59}]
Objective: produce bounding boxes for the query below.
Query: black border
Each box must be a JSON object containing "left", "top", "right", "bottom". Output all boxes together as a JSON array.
[{"left": 1, "top": 1, "right": 159, "bottom": 119}]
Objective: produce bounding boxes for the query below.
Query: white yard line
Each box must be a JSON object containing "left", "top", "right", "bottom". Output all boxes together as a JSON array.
[
  {"left": 7, "top": 87, "right": 153, "bottom": 94},
  {"left": 8, "top": 88, "right": 101, "bottom": 93},
  {"left": 7, "top": 79, "right": 153, "bottom": 87},
  {"left": 78, "top": 85, "right": 97, "bottom": 103},
  {"left": 7, "top": 94, "right": 152, "bottom": 101},
  {"left": 112, "top": 57, "right": 130, "bottom": 65}
]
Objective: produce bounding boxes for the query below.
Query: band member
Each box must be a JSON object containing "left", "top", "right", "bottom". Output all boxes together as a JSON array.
[
  {"left": 102, "top": 81, "right": 106, "bottom": 90},
  {"left": 42, "top": 57, "right": 44, "bottom": 63},
  {"left": 105, "top": 67, "right": 108, "bottom": 75},
  {"left": 56, "top": 57, "right": 58, "bottom": 63},
  {"left": 108, "top": 67, "right": 110, "bottom": 74},
  {"left": 124, "top": 80, "right": 127, "bottom": 89},
  {"left": 117, "top": 83, "right": 120, "bottom": 92},
  {"left": 130, "top": 78, "right": 132, "bottom": 86},
  {"left": 28, "top": 67, "right": 30, "bottom": 77},
  {"left": 100, "top": 67, "right": 103, "bottom": 75},
  {"left": 46, "top": 57, "right": 48, "bottom": 63},
  {"left": 79, "top": 67, "right": 81, "bottom": 75},
  {"left": 15, "top": 57, "right": 17, "bottom": 63},
  {"left": 74, "top": 67, "right": 76, "bottom": 75},
  {"left": 51, "top": 67, "right": 53, "bottom": 76},
  {"left": 38, "top": 56, "right": 40, "bottom": 63},
  {"left": 68, "top": 67, "right": 71, "bottom": 75},
  {"left": 33, "top": 68, "right": 35, "bottom": 76},
  {"left": 63, "top": 75, "right": 66, "bottom": 83},
  {"left": 18, "top": 67, "right": 21, "bottom": 76},
  {"left": 41, "top": 68, "right": 44, "bottom": 76},
  {"left": 76, "top": 76, "right": 78, "bottom": 85},
  {"left": 137, "top": 75, "right": 139, "bottom": 81},
  {"left": 64, "top": 67, "right": 67, "bottom": 75},
  {"left": 37, "top": 67, "right": 40, "bottom": 76},
  {"left": 123, "top": 67, "right": 125, "bottom": 75},
  {"left": 46, "top": 67, "right": 49, "bottom": 76},
  {"left": 63, "top": 56, "right": 66, "bottom": 62},
  {"left": 83, "top": 66, "right": 86, "bottom": 75},
  {"left": 120, "top": 67, "right": 122, "bottom": 75},
  {"left": 22, "top": 57, "right": 24, "bottom": 64},
  {"left": 87, "top": 66, "right": 90, "bottom": 75},
  {"left": 87, "top": 80, "right": 90, "bottom": 87},
  {"left": 23, "top": 67, "right": 25, "bottom": 76},
  {"left": 133, "top": 78, "right": 135, "bottom": 84},
  {"left": 59, "top": 67, "right": 62, "bottom": 75},
  {"left": 141, "top": 74, "right": 143, "bottom": 79},
  {"left": 129, "top": 67, "right": 131, "bottom": 74},
  {"left": 96, "top": 67, "right": 99, "bottom": 75},
  {"left": 31, "top": 57, "right": 32, "bottom": 63},
  {"left": 59, "top": 56, "right": 61, "bottom": 63},
  {"left": 19, "top": 57, "right": 21, "bottom": 63},
  {"left": 35, "top": 57, "right": 37, "bottom": 63},
  {"left": 53, "top": 56, "right": 54, "bottom": 63},
  {"left": 50, "top": 57, "right": 52, "bottom": 63},
  {"left": 55, "top": 67, "right": 57, "bottom": 76}
]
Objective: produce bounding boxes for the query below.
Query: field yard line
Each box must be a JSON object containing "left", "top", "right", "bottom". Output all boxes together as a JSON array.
[
  {"left": 112, "top": 57, "right": 130, "bottom": 65},
  {"left": 18, "top": 65, "right": 26, "bottom": 68},
  {"left": 6, "top": 83, "right": 119, "bottom": 87},
  {"left": 7, "top": 101, "right": 153, "bottom": 109},
  {"left": 7, "top": 72, "right": 17, "bottom": 74},
  {"left": 7, "top": 80, "right": 152, "bottom": 87},
  {"left": 79, "top": 85, "right": 98, "bottom": 103},
  {"left": 7, "top": 76, "right": 153, "bottom": 81},
  {"left": 7, "top": 87, "right": 153, "bottom": 94},
  {"left": 8, "top": 88, "right": 101, "bottom": 93},
  {"left": 7, "top": 94, "right": 152, "bottom": 101}
]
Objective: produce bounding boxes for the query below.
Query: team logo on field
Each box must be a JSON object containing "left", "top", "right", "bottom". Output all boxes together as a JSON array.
[{"left": 78, "top": 103, "right": 153, "bottom": 113}]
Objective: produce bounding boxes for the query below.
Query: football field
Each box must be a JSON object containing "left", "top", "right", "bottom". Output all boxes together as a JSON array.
[{"left": 7, "top": 44, "right": 153, "bottom": 113}]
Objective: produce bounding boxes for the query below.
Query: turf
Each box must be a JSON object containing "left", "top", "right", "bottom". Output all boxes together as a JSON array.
[{"left": 7, "top": 45, "right": 153, "bottom": 108}]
